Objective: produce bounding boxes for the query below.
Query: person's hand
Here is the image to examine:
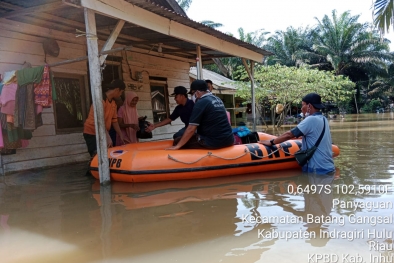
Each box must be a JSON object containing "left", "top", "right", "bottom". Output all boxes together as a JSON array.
[
  {"left": 129, "top": 124, "right": 140, "bottom": 131},
  {"left": 120, "top": 136, "right": 131, "bottom": 144},
  {"left": 258, "top": 140, "right": 272, "bottom": 146},
  {"left": 146, "top": 123, "right": 155, "bottom": 132},
  {"left": 117, "top": 135, "right": 130, "bottom": 145},
  {"left": 166, "top": 145, "right": 180, "bottom": 150},
  {"left": 106, "top": 132, "right": 113, "bottom": 148}
]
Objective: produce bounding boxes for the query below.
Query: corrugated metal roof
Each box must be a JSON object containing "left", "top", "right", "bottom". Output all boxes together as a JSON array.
[
  {"left": 189, "top": 67, "right": 238, "bottom": 90},
  {"left": 126, "top": 0, "right": 272, "bottom": 57},
  {"left": 0, "top": 0, "right": 272, "bottom": 62}
]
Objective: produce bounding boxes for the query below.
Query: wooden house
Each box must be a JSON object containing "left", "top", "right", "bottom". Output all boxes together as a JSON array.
[{"left": 0, "top": 0, "right": 271, "bottom": 176}]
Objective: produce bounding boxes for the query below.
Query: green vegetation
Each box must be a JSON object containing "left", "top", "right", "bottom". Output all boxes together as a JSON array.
[
  {"left": 235, "top": 65, "right": 355, "bottom": 126},
  {"left": 176, "top": 1, "right": 394, "bottom": 113}
]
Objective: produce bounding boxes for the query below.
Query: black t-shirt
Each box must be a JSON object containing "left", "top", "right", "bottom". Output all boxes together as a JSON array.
[
  {"left": 170, "top": 99, "right": 194, "bottom": 127},
  {"left": 189, "top": 93, "right": 234, "bottom": 148}
]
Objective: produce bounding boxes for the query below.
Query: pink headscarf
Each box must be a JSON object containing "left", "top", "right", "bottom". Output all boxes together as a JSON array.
[{"left": 117, "top": 91, "right": 139, "bottom": 144}]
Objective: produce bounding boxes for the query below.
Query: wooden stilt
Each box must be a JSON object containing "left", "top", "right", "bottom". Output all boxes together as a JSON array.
[
  {"left": 84, "top": 8, "right": 110, "bottom": 185},
  {"left": 100, "top": 184, "right": 112, "bottom": 257}
]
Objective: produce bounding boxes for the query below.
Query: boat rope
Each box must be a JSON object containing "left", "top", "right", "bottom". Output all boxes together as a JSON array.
[
  {"left": 168, "top": 144, "right": 292, "bottom": 164},
  {"left": 168, "top": 149, "right": 249, "bottom": 164},
  {"left": 279, "top": 146, "right": 296, "bottom": 156}
]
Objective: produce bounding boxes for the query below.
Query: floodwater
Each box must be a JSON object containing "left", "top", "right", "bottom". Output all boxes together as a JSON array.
[{"left": 1, "top": 113, "right": 393, "bottom": 263}]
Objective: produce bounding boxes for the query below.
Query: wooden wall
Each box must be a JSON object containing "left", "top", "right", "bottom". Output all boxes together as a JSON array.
[
  {"left": 120, "top": 50, "right": 190, "bottom": 141},
  {"left": 0, "top": 19, "right": 191, "bottom": 174}
]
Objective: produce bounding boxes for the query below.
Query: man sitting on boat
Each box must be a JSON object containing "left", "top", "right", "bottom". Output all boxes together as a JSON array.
[
  {"left": 146, "top": 86, "right": 194, "bottom": 139},
  {"left": 167, "top": 80, "right": 234, "bottom": 150}
]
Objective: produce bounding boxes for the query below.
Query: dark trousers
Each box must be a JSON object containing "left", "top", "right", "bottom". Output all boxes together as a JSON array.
[
  {"left": 83, "top": 133, "right": 97, "bottom": 157},
  {"left": 173, "top": 133, "right": 206, "bottom": 149}
]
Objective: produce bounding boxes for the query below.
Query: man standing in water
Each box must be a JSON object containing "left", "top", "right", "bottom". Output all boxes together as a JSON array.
[{"left": 259, "top": 93, "right": 334, "bottom": 174}]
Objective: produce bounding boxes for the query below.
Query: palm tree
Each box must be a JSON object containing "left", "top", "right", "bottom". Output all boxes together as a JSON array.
[
  {"left": 311, "top": 10, "right": 393, "bottom": 78},
  {"left": 368, "top": 64, "right": 394, "bottom": 99},
  {"left": 200, "top": 20, "right": 223, "bottom": 29},
  {"left": 264, "top": 27, "right": 316, "bottom": 67},
  {"left": 373, "top": 0, "right": 394, "bottom": 34},
  {"left": 176, "top": 0, "right": 192, "bottom": 11},
  {"left": 204, "top": 27, "right": 269, "bottom": 79},
  {"left": 308, "top": 10, "right": 394, "bottom": 113}
]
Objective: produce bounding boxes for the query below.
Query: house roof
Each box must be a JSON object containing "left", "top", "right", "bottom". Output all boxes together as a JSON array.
[
  {"left": 0, "top": 0, "right": 272, "bottom": 63},
  {"left": 189, "top": 67, "right": 238, "bottom": 91}
]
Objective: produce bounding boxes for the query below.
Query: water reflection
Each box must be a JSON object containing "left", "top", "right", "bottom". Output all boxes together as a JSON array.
[
  {"left": 301, "top": 173, "right": 335, "bottom": 247},
  {"left": 0, "top": 113, "right": 393, "bottom": 263}
]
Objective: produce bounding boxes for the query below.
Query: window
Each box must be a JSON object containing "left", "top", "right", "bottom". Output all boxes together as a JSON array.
[
  {"left": 150, "top": 77, "right": 170, "bottom": 123},
  {"left": 53, "top": 73, "right": 87, "bottom": 133}
]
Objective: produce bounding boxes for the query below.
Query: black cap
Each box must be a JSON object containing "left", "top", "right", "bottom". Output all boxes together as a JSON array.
[
  {"left": 171, "top": 86, "right": 187, "bottom": 96},
  {"left": 302, "top": 93, "right": 325, "bottom": 109},
  {"left": 106, "top": 79, "right": 126, "bottom": 90},
  {"left": 188, "top": 80, "right": 208, "bottom": 94}
]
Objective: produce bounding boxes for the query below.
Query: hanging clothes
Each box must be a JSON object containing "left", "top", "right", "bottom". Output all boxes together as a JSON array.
[
  {"left": 25, "top": 84, "right": 39, "bottom": 130},
  {"left": 0, "top": 83, "right": 17, "bottom": 115},
  {"left": 16, "top": 66, "right": 44, "bottom": 86},
  {"left": 2, "top": 71, "right": 16, "bottom": 85},
  {"left": 13, "top": 64, "right": 45, "bottom": 130},
  {"left": 13, "top": 84, "right": 26, "bottom": 128},
  {"left": 34, "top": 65, "right": 52, "bottom": 107}
]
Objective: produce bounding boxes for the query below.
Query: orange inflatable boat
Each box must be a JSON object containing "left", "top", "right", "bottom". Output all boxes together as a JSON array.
[{"left": 89, "top": 132, "right": 340, "bottom": 183}]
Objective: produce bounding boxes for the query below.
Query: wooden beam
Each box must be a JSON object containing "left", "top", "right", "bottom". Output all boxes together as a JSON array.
[
  {"left": 212, "top": 58, "right": 229, "bottom": 77},
  {"left": 48, "top": 46, "right": 132, "bottom": 67},
  {"left": 100, "top": 20, "right": 125, "bottom": 65},
  {"left": 65, "top": 0, "right": 264, "bottom": 63},
  {"left": 196, "top": 45, "right": 203, "bottom": 79},
  {"left": 242, "top": 58, "right": 257, "bottom": 131},
  {"left": 0, "top": 2, "right": 65, "bottom": 19},
  {"left": 84, "top": 8, "right": 110, "bottom": 185}
]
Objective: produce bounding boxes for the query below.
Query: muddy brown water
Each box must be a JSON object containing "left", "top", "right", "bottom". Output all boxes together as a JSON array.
[{"left": 0, "top": 113, "right": 393, "bottom": 263}]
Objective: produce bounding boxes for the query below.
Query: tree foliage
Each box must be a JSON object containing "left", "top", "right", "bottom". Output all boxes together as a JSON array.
[
  {"left": 373, "top": 0, "right": 394, "bottom": 34},
  {"left": 311, "top": 10, "right": 393, "bottom": 78},
  {"left": 175, "top": 0, "right": 192, "bottom": 11},
  {"left": 200, "top": 20, "right": 223, "bottom": 28},
  {"left": 264, "top": 27, "right": 317, "bottom": 67},
  {"left": 235, "top": 65, "right": 355, "bottom": 126}
]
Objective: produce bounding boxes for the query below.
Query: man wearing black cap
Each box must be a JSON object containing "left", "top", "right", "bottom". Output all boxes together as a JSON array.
[
  {"left": 167, "top": 80, "right": 234, "bottom": 150},
  {"left": 146, "top": 86, "right": 194, "bottom": 139},
  {"left": 259, "top": 93, "right": 335, "bottom": 174},
  {"left": 83, "top": 79, "right": 129, "bottom": 157}
]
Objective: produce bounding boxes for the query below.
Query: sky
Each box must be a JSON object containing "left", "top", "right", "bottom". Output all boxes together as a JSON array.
[{"left": 186, "top": 0, "right": 394, "bottom": 50}]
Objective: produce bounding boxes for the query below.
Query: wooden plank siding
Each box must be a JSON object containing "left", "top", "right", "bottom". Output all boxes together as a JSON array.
[{"left": 0, "top": 19, "right": 191, "bottom": 174}]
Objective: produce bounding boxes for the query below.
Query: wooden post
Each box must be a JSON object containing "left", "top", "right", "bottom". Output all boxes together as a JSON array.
[
  {"left": 242, "top": 58, "right": 257, "bottom": 131},
  {"left": 84, "top": 8, "right": 110, "bottom": 185},
  {"left": 100, "top": 184, "right": 112, "bottom": 258},
  {"left": 196, "top": 45, "right": 203, "bottom": 80},
  {"left": 354, "top": 92, "right": 359, "bottom": 114}
]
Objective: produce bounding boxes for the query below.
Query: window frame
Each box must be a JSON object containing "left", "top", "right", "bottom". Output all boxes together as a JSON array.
[
  {"left": 149, "top": 77, "right": 170, "bottom": 124},
  {"left": 52, "top": 73, "right": 88, "bottom": 134}
]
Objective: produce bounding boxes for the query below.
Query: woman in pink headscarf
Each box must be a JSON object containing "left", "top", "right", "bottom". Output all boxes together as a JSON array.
[{"left": 116, "top": 91, "right": 140, "bottom": 145}]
